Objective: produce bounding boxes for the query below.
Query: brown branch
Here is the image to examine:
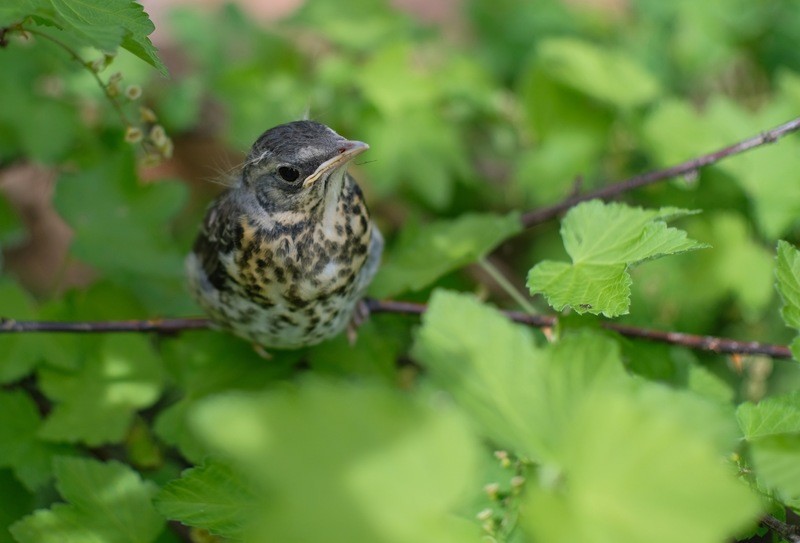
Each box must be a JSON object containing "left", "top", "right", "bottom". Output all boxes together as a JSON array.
[
  {"left": 520, "top": 116, "right": 800, "bottom": 228},
  {"left": 0, "top": 317, "right": 210, "bottom": 333},
  {"left": 1, "top": 299, "right": 792, "bottom": 359},
  {"left": 762, "top": 514, "right": 800, "bottom": 543}
]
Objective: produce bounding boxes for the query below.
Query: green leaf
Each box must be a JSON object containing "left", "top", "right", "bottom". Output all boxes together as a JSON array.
[
  {"left": 536, "top": 37, "right": 661, "bottom": 108},
  {"left": 362, "top": 111, "right": 469, "bottom": 209},
  {"left": 356, "top": 43, "right": 437, "bottom": 116},
  {"left": 290, "top": 0, "right": 414, "bottom": 52},
  {"left": 0, "top": 391, "right": 73, "bottom": 491},
  {"left": 0, "top": 1, "right": 46, "bottom": 27},
  {"left": 55, "top": 154, "right": 186, "bottom": 279},
  {"left": 643, "top": 97, "right": 800, "bottom": 238},
  {"left": 10, "top": 457, "right": 164, "bottom": 543},
  {"left": 513, "top": 132, "right": 601, "bottom": 207},
  {"left": 0, "top": 470, "right": 34, "bottom": 542},
  {"left": 738, "top": 391, "right": 800, "bottom": 503},
  {"left": 412, "top": 290, "right": 753, "bottom": 542},
  {"left": 518, "top": 55, "right": 615, "bottom": 143},
  {"left": 691, "top": 213, "right": 774, "bottom": 319},
  {"left": 18, "top": 0, "right": 167, "bottom": 75},
  {"left": 776, "top": 240, "right": 800, "bottom": 331},
  {"left": 411, "top": 290, "right": 627, "bottom": 462},
  {"left": 54, "top": 152, "right": 189, "bottom": 314},
  {"left": 528, "top": 261, "right": 631, "bottom": 317},
  {"left": 528, "top": 200, "right": 707, "bottom": 317},
  {"left": 522, "top": 391, "right": 761, "bottom": 543},
  {"left": 0, "top": 281, "right": 43, "bottom": 383},
  {"left": 180, "top": 380, "right": 480, "bottom": 543},
  {"left": 307, "top": 318, "right": 405, "bottom": 380},
  {"left": 369, "top": 212, "right": 522, "bottom": 298},
  {"left": 0, "top": 34, "right": 86, "bottom": 163},
  {"left": 749, "top": 434, "right": 800, "bottom": 501},
  {"left": 38, "top": 335, "right": 164, "bottom": 445},
  {"left": 737, "top": 391, "right": 800, "bottom": 440},
  {"left": 154, "top": 333, "right": 298, "bottom": 463},
  {"left": 155, "top": 458, "right": 255, "bottom": 541},
  {"left": 628, "top": 213, "right": 775, "bottom": 332},
  {"left": 411, "top": 290, "right": 546, "bottom": 458},
  {"left": 0, "top": 195, "right": 23, "bottom": 249}
]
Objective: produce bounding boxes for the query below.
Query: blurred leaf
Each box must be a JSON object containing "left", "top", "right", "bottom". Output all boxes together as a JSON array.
[
  {"left": 155, "top": 75, "right": 204, "bottom": 132},
  {"left": 0, "top": 47, "right": 81, "bottom": 163},
  {"left": 0, "top": 195, "right": 23, "bottom": 248},
  {"left": 749, "top": 434, "right": 800, "bottom": 502},
  {"left": 0, "top": 390, "right": 73, "bottom": 491},
  {"left": 412, "top": 290, "right": 627, "bottom": 462},
  {"left": 362, "top": 111, "right": 469, "bottom": 209},
  {"left": 736, "top": 387, "right": 800, "bottom": 516},
  {"left": 10, "top": 457, "right": 163, "bottom": 543},
  {"left": 776, "top": 240, "right": 800, "bottom": 331},
  {"left": 687, "top": 361, "right": 735, "bottom": 405},
  {"left": 466, "top": 0, "right": 573, "bottom": 80},
  {"left": 290, "top": 0, "right": 414, "bottom": 52},
  {"left": 693, "top": 213, "right": 773, "bottom": 319},
  {"left": 413, "top": 290, "right": 752, "bottom": 543},
  {"left": 518, "top": 59, "right": 615, "bottom": 142},
  {"left": 631, "top": 212, "right": 774, "bottom": 330},
  {"left": 642, "top": 98, "right": 735, "bottom": 165},
  {"left": 357, "top": 43, "right": 437, "bottom": 116},
  {"left": 0, "top": 281, "right": 42, "bottom": 383},
  {"left": 412, "top": 289, "right": 547, "bottom": 458},
  {"left": 38, "top": 335, "right": 164, "bottom": 445},
  {"left": 737, "top": 391, "right": 800, "bottom": 440},
  {"left": 513, "top": 131, "right": 600, "bottom": 206},
  {"left": 154, "top": 333, "right": 298, "bottom": 463},
  {"left": 183, "top": 380, "right": 481, "bottom": 543},
  {"left": 522, "top": 390, "right": 761, "bottom": 543},
  {"left": 155, "top": 458, "right": 254, "bottom": 540},
  {"left": 528, "top": 200, "right": 707, "bottom": 317},
  {"left": 53, "top": 151, "right": 190, "bottom": 314},
  {"left": 623, "top": 342, "right": 735, "bottom": 404},
  {"left": 536, "top": 37, "right": 661, "bottom": 108},
  {"left": 724, "top": 135, "right": 800, "bottom": 240},
  {"left": 0, "top": 5, "right": 33, "bottom": 27},
  {"left": 643, "top": 97, "right": 800, "bottom": 238},
  {"left": 370, "top": 212, "right": 521, "bottom": 298},
  {"left": 55, "top": 153, "right": 186, "bottom": 279},
  {"left": 0, "top": 470, "right": 34, "bottom": 543},
  {"left": 307, "top": 318, "right": 405, "bottom": 380}
]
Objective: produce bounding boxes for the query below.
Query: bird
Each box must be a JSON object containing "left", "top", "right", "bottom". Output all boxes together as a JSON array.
[{"left": 185, "top": 120, "right": 383, "bottom": 349}]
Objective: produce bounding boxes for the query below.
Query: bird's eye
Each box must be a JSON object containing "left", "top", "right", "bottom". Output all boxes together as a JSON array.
[{"left": 277, "top": 166, "right": 300, "bottom": 182}]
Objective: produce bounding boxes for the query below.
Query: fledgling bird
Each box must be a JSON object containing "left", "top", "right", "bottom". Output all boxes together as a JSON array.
[{"left": 186, "top": 121, "right": 383, "bottom": 349}]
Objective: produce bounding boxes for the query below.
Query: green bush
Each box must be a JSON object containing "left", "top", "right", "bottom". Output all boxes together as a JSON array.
[{"left": 3, "top": 1, "right": 800, "bottom": 542}]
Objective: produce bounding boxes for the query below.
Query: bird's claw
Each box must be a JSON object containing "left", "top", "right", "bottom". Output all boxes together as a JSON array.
[
  {"left": 346, "top": 299, "right": 372, "bottom": 346},
  {"left": 252, "top": 343, "right": 273, "bottom": 359}
]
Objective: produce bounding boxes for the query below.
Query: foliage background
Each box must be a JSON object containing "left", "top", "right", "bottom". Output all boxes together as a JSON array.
[{"left": 3, "top": 0, "right": 800, "bottom": 542}]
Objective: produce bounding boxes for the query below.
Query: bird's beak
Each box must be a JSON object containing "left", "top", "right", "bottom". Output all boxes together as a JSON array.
[{"left": 303, "top": 140, "right": 369, "bottom": 188}]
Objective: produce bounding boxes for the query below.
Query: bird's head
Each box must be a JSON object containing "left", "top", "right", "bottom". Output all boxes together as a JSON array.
[{"left": 241, "top": 120, "right": 368, "bottom": 214}]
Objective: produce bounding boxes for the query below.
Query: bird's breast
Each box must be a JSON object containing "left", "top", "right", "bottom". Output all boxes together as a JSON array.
[{"left": 232, "top": 207, "right": 372, "bottom": 308}]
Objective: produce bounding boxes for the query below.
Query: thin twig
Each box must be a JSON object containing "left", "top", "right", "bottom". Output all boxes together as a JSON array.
[
  {"left": 0, "top": 317, "right": 210, "bottom": 333},
  {"left": 2, "top": 300, "right": 792, "bottom": 359},
  {"left": 520, "top": 116, "right": 800, "bottom": 228},
  {"left": 478, "top": 258, "right": 537, "bottom": 315},
  {"left": 762, "top": 514, "right": 800, "bottom": 543}
]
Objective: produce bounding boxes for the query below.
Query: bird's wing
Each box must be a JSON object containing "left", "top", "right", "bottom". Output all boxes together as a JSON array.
[
  {"left": 354, "top": 223, "right": 384, "bottom": 296},
  {"left": 191, "top": 192, "right": 242, "bottom": 291}
]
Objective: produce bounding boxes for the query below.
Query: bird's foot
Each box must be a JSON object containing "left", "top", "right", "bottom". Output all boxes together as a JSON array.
[
  {"left": 252, "top": 343, "right": 273, "bottom": 360},
  {"left": 346, "top": 299, "right": 372, "bottom": 346}
]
